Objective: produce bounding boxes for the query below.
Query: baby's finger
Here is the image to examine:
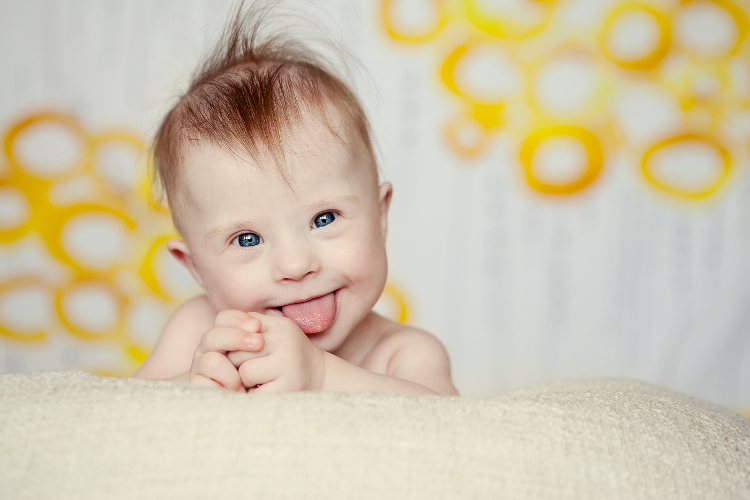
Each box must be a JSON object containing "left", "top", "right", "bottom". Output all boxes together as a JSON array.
[
  {"left": 227, "top": 348, "right": 266, "bottom": 367},
  {"left": 193, "top": 351, "right": 243, "bottom": 391},
  {"left": 200, "top": 327, "right": 263, "bottom": 354},
  {"left": 189, "top": 374, "right": 222, "bottom": 388},
  {"left": 214, "top": 310, "right": 262, "bottom": 332},
  {"left": 245, "top": 312, "right": 280, "bottom": 333},
  {"left": 247, "top": 311, "right": 305, "bottom": 336},
  {"left": 238, "top": 356, "right": 275, "bottom": 389},
  {"left": 247, "top": 379, "right": 286, "bottom": 394}
]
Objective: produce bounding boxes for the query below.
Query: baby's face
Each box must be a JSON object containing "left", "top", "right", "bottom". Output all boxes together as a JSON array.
[{"left": 170, "top": 123, "right": 390, "bottom": 352}]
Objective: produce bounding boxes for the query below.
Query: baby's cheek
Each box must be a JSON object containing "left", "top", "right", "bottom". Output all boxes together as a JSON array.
[
  {"left": 348, "top": 239, "right": 387, "bottom": 285},
  {"left": 211, "top": 273, "right": 264, "bottom": 312}
]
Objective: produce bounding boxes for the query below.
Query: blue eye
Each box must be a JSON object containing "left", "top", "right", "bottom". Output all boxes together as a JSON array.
[
  {"left": 313, "top": 211, "right": 336, "bottom": 228},
  {"left": 233, "top": 233, "right": 262, "bottom": 247}
]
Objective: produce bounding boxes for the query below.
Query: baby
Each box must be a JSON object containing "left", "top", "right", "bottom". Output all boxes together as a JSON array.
[{"left": 133, "top": 4, "right": 458, "bottom": 396}]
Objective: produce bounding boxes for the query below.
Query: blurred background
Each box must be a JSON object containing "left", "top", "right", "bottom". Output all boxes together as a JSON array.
[{"left": 0, "top": 0, "right": 749, "bottom": 409}]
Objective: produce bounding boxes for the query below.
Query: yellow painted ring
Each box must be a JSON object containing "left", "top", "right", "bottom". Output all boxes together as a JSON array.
[
  {"left": 519, "top": 125, "right": 603, "bottom": 195},
  {"left": 89, "top": 129, "right": 147, "bottom": 184},
  {"left": 444, "top": 114, "right": 493, "bottom": 158},
  {"left": 382, "top": 0, "right": 447, "bottom": 43},
  {"left": 641, "top": 133, "right": 730, "bottom": 199},
  {"left": 91, "top": 130, "right": 145, "bottom": 153},
  {"left": 441, "top": 44, "right": 471, "bottom": 100},
  {"left": 45, "top": 203, "right": 136, "bottom": 272},
  {"left": 126, "top": 342, "right": 149, "bottom": 364},
  {"left": 601, "top": 3, "right": 672, "bottom": 70},
  {"left": 465, "top": 0, "right": 556, "bottom": 39},
  {"left": 0, "top": 275, "right": 49, "bottom": 343},
  {"left": 680, "top": 0, "right": 749, "bottom": 56},
  {"left": 0, "top": 181, "right": 35, "bottom": 243},
  {"left": 440, "top": 42, "right": 520, "bottom": 106},
  {"left": 55, "top": 277, "right": 127, "bottom": 341},
  {"left": 383, "top": 282, "right": 410, "bottom": 324},
  {"left": 3, "top": 110, "right": 92, "bottom": 180}
]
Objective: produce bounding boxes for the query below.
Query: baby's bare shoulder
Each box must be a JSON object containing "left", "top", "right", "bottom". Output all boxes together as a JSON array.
[
  {"left": 361, "top": 316, "right": 449, "bottom": 369},
  {"left": 165, "top": 295, "right": 215, "bottom": 332},
  {"left": 363, "top": 319, "right": 457, "bottom": 395},
  {"left": 133, "top": 295, "right": 215, "bottom": 379},
  {"left": 375, "top": 323, "right": 450, "bottom": 365}
]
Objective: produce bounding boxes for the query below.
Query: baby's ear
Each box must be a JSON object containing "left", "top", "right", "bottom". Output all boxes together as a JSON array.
[
  {"left": 378, "top": 182, "right": 393, "bottom": 238},
  {"left": 166, "top": 239, "right": 205, "bottom": 288}
]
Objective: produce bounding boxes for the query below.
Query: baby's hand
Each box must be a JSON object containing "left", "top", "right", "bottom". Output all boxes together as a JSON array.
[
  {"left": 189, "top": 310, "right": 265, "bottom": 392},
  {"left": 226, "top": 313, "right": 326, "bottom": 393}
]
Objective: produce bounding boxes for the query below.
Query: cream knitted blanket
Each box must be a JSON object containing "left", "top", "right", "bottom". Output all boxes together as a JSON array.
[{"left": 0, "top": 370, "right": 748, "bottom": 499}]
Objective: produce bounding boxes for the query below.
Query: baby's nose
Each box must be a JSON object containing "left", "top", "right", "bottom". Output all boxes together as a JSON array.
[{"left": 272, "top": 239, "right": 321, "bottom": 282}]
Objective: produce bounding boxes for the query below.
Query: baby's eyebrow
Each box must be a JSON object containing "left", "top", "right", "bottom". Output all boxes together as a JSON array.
[
  {"left": 306, "top": 195, "right": 358, "bottom": 212},
  {"left": 204, "top": 220, "right": 256, "bottom": 242}
]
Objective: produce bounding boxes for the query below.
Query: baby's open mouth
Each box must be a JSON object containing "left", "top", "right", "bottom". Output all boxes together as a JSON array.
[{"left": 277, "top": 291, "right": 337, "bottom": 334}]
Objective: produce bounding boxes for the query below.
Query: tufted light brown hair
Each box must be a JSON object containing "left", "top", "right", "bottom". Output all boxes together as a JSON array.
[{"left": 151, "top": 1, "right": 376, "bottom": 235}]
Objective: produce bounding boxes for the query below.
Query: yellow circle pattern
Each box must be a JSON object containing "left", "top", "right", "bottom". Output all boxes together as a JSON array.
[
  {"left": 383, "top": 0, "right": 750, "bottom": 200},
  {"left": 0, "top": 111, "right": 178, "bottom": 375}
]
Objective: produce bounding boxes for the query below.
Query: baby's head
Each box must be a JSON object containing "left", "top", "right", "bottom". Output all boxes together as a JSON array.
[{"left": 153, "top": 8, "right": 392, "bottom": 352}]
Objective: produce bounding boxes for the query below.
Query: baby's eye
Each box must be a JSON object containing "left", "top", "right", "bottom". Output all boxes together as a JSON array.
[
  {"left": 312, "top": 211, "right": 337, "bottom": 229},
  {"left": 232, "top": 232, "right": 262, "bottom": 247}
]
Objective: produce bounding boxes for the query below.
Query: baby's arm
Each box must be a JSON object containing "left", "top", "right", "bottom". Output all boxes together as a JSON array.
[
  {"left": 324, "top": 328, "right": 459, "bottom": 396},
  {"left": 132, "top": 297, "right": 263, "bottom": 390},
  {"left": 133, "top": 296, "right": 214, "bottom": 381},
  {"left": 227, "top": 315, "right": 458, "bottom": 396}
]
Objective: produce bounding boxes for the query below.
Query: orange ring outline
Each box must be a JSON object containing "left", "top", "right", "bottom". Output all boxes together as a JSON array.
[
  {"left": 45, "top": 203, "right": 136, "bottom": 272},
  {"left": 641, "top": 133, "right": 730, "bottom": 199},
  {"left": 89, "top": 130, "right": 147, "bottom": 182},
  {"left": 443, "top": 109, "right": 501, "bottom": 158},
  {"left": 3, "top": 111, "right": 92, "bottom": 180},
  {"left": 55, "top": 277, "right": 127, "bottom": 341},
  {"left": 679, "top": 0, "right": 749, "bottom": 56},
  {"left": 601, "top": 3, "right": 672, "bottom": 70},
  {"left": 465, "top": 0, "right": 556, "bottom": 39},
  {"left": 126, "top": 343, "right": 149, "bottom": 364},
  {"left": 0, "top": 276, "right": 49, "bottom": 343},
  {"left": 381, "top": 0, "right": 447, "bottom": 43},
  {"left": 0, "top": 183, "right": 34, "bottom": 243},
  {"left": 520, "top": 125, "right": 603, "bottom": 195},
  {"left": 441, "top": 44, "right": 471, "bottom": 99},
  {"left": 383, "top": 283, "right": 409, "bottom": 324},
  {"left": 440, "top": 41, "right": 521, "bottom": 106}
]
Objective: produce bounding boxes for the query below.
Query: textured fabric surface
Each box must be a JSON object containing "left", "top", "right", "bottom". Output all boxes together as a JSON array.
[{"left": 0, "top": 371, "right": 748, "bottom": 499}]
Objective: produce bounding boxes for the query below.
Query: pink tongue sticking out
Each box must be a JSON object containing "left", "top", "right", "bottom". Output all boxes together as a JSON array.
[{"left": 281, "top": 292, "right": 336, "bottom": 334}]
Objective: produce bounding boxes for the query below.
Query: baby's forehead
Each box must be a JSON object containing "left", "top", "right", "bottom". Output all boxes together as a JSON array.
[{"left": 175, "top": 132, "right": 376, "bottom": 210}]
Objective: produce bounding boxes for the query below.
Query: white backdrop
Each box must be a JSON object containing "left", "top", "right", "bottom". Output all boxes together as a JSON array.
[{"left": 1, "top": 0, "right": 749, "bottom": 408}]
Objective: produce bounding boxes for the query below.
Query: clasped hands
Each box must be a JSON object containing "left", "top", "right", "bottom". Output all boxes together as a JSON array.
[{"left": 189, "top": 310, "right": 327, "bottom": 393}]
